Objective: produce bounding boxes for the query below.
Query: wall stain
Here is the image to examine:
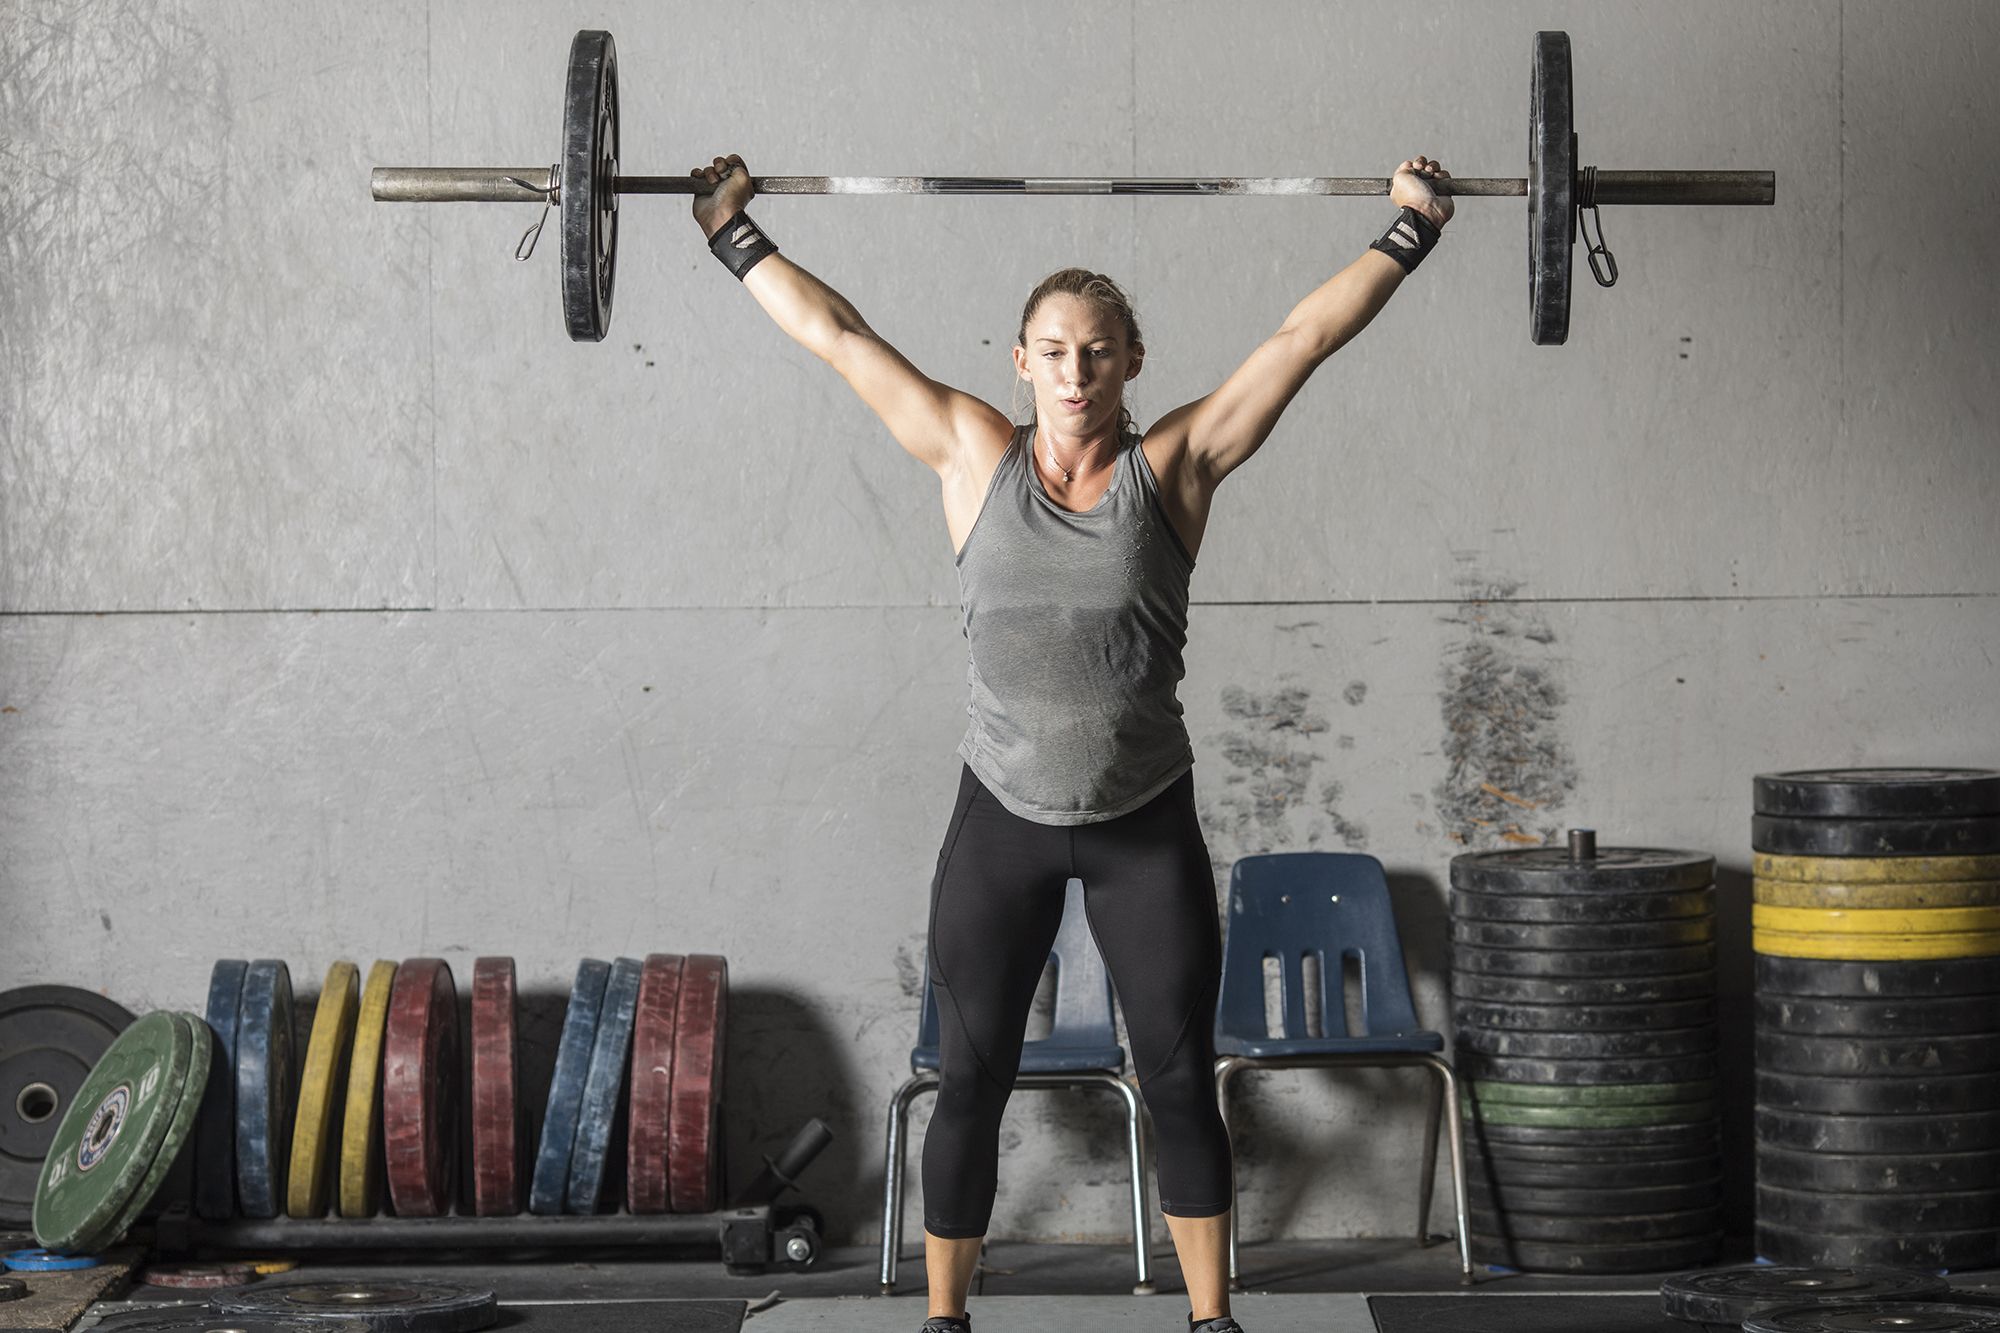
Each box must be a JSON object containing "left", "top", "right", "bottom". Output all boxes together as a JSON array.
[
  {"left": 1433, "top": 571, "right": 1577, "bottom": 848},
  {"left": 1202, "top": 683, "right": 1368, "bottom": 867}
]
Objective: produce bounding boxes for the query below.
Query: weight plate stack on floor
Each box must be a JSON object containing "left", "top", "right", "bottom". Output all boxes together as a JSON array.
[
  {"left": 1450, "top": 832, "right": 1722, "bottom": 1273},
  {"left": 1752, "top": 767, "right": 2000, "bottom": 1272},
  {"left": 1659, "top": 1264, "right": 1953, "bottom": 1330},
  {"left": 0, "top": 986, "right": 134, "bottom": 1227}
]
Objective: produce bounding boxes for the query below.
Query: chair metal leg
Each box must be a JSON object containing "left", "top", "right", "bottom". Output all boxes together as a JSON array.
[
  {"left": 1420, "top": 1055, "right": 1474, "bottom": 1282},
  {"left": 1099, "top": 1073, "right": 1155, "bottom": 1294},
  {"left": 880, "top": 1074, "right": 938, "bottom": 1295},
  {"left": 1213, "top": 1056, "right": 1245, "bottom": 1292},
  {"left": 1416, "top": 1063, "right": 1444, "bottom": 1242}
]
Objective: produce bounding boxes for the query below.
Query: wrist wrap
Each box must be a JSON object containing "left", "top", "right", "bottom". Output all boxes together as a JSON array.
[
  {"left": 1368, "top": 206, "right": 1443, "bottom": 273},
  {"left": 708, "top": 210, "right": 778, "bottom": 280}
]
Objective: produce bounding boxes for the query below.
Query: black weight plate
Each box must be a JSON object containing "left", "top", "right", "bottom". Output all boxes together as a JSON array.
[
  {"left": 1755, "top": 1219, "right": 2000, "bottom": 1271},
  {"left": 1471, "top": 1151, "right": 1719, "bottom": 1189},
  {"left": 1453, "top": 968, "right": 1716, "bottom": 1005},
  {"left": 1661, "top": 1265, "right": 1954, "bottom": 1327},
  {"left": 90, "top": 1314, "right": 369, "bottom": 1333},
  {"left": 1467, "top": 1204, "right": 1719, "bottom": 1244},
  {"left": 561, "top": 30, "right": 618, "bottom": 342},
  {"left": 215, "top": 1278, "right": 499, "bottom": 1332},
  {"left": 194, "top": 961, "right": 245, "bottom": 1219},
  {"left": 1756, "top": 768, "right": 2000, "bottom": 819},
  {"left": 1453, "top": 942, "right": 1716, "bottom": 979},
  {"left": 1756, "top": 1069, "right": 2000, "bottom": 1115},
  {"left": 1450, "top": 916, "right": 1716, "bottom": 950},
  {"left": 1455, "top": 997, "right": 1716, "bottom": 1032},
  {"left": 1452, "top": 846, "right": 1713, "bottom": 895},
  {"left": 1468, "top": 1177, "right": 1720, "bottom": 1216},
  {"left": 1754, "top": 1106, "right": 2000, "bottom": 1154},
  {"left": 1450, "top": 886, "right": 1716, "bottom": 924},
  {"left": 1459, "top": 1025, "right": 1716, "bottom": 1060},
  {"left": 0, "top": 1275, "right": 21, "bottom": 1300},
  {"left": 1757, "top": 952, "right": 2000, "bottom": 998},
  {"left": 1459, "top": 1050, "right": 1718, "bottom": 1085},
  {"left": 1528, "top": 30, "right": 1574, "bottom": 345},
  {"left": 1471, "top": 1229, "right": 1720, "bottom": 1274},
  {"left": 1474, "top": 1135, "right": 1721, "bottom": 1165},
  {"left": 1754, "top": 1029, "right": 2000, "bottom": 1077},
  {"left": 1472, "top": 1120, "right": 1720, "bottom": 1151},
  {"left": 0, "top": 985, "right": 134, "bottom": 1225},
  {"left": 234, "top": 960, "right": 294, "bottom": 1219},
  {"left": 1747, "top": 1307, "right": 2000, "bottom": 1333},
  {"left": 1757, "top": 1182, "right": 2000, "bottom": 1231},
  {"left": 1754, "top": 813, "right": 2000, "bottom": 857},
  {"left": 1755, "top": 992, "right": 1999, "bottom": 1037},
  {"left": 1756, "top": 1145, "right": 2000, "bottom": 1192}
]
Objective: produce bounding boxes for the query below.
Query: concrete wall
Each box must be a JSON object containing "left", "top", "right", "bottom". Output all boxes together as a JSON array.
[{"left": 3, "top": 0, "right": 1996, "bottom": 1249}]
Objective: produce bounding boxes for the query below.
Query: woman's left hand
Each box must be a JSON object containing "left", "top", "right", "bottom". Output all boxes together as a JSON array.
[{"left": 1390, "top": 157, "right": 1453, "bottom": 229}]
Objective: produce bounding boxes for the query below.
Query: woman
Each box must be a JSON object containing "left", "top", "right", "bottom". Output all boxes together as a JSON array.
[{"left": 691, "top": 152, "right": 1453, "bottom": 1333}]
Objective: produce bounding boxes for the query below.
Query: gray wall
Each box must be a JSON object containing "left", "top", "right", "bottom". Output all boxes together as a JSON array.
[{"left": 3, "top": 0, "right": 1996, "bottom": 1249}]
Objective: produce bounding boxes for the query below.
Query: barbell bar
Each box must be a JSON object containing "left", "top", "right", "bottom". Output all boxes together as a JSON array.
[{"left": 371, "top": 30, "right": 1775, "bottom": 345}]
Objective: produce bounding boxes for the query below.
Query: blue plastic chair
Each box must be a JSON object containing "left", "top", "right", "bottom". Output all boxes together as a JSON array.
[
  {"left": 1214, "top": 852, "right": 1472, "bottom": 1283},
  {"left": 879, "top": 879, "right": 1153, "bottom": 1294}
]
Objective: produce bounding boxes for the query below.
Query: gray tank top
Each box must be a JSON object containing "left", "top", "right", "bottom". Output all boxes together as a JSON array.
[{"left": 955, "top": 423, "right": 1197, "bottom": 825}]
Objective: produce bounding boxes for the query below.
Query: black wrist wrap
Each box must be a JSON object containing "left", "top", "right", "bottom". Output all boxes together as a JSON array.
[
  {"left": 708, "top": 210, "right": 778, "bottom": 280},
  {"left": 1368, "top": 206, "right": 1443, "bottom": 273}
]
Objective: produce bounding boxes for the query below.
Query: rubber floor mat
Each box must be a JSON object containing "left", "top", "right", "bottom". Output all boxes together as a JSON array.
[{"left": 1368, "top": 1294, "right": 1694, "bottom": 1333}]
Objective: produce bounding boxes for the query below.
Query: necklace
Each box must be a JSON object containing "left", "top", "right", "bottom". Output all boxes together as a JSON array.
[{"left": 1042, "top": 432, "right": 1087, "bottom": 484}]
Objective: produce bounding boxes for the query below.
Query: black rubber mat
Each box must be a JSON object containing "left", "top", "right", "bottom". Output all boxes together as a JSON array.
[
  {"left": 494, "top": 1300, "right": 746, "bottom": 1330},
  {"left": 1369, "top": 1294, "right": 1694, "bottom": 1333}
]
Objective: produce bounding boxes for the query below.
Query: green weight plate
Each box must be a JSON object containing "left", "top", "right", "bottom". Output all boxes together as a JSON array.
[
  {"left": 1471, "top": 1151, "right": 1719, "bottom": 1190},
  {"left": 1459, "top": 1025, "right": 1716, "bottom": 1061},
  {"left": 1467, "top": 1204, "right": 1719, "bottom": 1245},
  {"left": 1754, "top": 1029, "right": 2000, "bottom": 1077},
  {"left": 1756, "top": 1144, "right": 2000, "bottom": 1192},
  {"left": 1452, "top": 968, "right": 1715, "bottom": 1006},
  {"left": 1470, "top": 1079, "right": 1713, "bottom": 1107},
  {"left": 1452, "top": 942, "right": 1715, "bottom": 979},
  {"left": 1756, "top": 952, "right": 2000, "bottom": 998},
  {"left": 1450, "top": 916, "right": 1715, "bottom": 951},
  {"left": 1755, "top": 852, "right": 2000, "bottom": 885},
  {"left": 1468, "top": 1177, "right": 1719, "bottom": 1216},
  {"left": 1455, "top": 997, "right": 1715, "bottom": 1032},
  {"left": 0, "top": 986, "right": 135, "bottom": 1226},
  {"left": 1465, "top": 1098, "right": 1715, "bottom": 1129},
  {"left": 1527, "top": 30, "right": 1574, "bottom": 345},
  {"left": 1754, "top": 1219, "right": 2000, "bottom": 1271},
  {"left": 1755, "top": 1069, "right": 2000, "bottom": 1115},
  {"left": 1472, "top": 1119, "right": 1719, "bottom": 1150},
  {"left": 1459, "top": 1049, "right": 1717, "bottom": 1085},
  {"left": 1754, "top": 812, "right": 2000, "bottom": 857},
  {"left": 1753, "top": 1105, "right": 2000, "bottom": 1154},
  {"left": 1451, "top": 845, "right": 1713, "bottom": 895},
  {"left": 1757, "top": 1182, "right": 2000, "bottom": 1231},
  {"left": 1471, "top": 1229, "right": 1720, "bottom": 1274},
  {"left": 1756, "top": 876, "right": 2000, "bottom": 909},
  {"left": 31, "top": 1011, "right": 192, "bottom": 1253},
  {"left": 1473, "top": 1135, "right": 1719, "bottom": 1165},
  {"left": 70, "top": 1012, "right": 210, "bottom": 1255},
  {"left": 1754, "top": 991, "right": 1998, "bottom": 1037},
  {"left": 561, "top": 31, "right": 619, "bottom": 341},
  {"left": 1660, "top": 1265, "right": 1954, "bottom": 1327},
  {"left": 1450, "top": 886, "right": 1715, "bottom": 924},
  {"left": 1754, "top": 767, "right": 2000, "bottom": 819}
]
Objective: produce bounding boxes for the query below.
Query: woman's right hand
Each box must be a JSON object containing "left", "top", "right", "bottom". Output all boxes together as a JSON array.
[{"left": 691, "top": 154, "right": 755, "bottom": 238}]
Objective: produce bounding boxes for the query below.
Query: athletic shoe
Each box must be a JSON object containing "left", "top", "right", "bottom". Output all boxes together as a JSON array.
[
  {"left": 921, "top": 1317, "right": 970, "bottom": 1333},
  {"left": 1190, "top": 1317, "right": 1244, "bottom": 1333}
]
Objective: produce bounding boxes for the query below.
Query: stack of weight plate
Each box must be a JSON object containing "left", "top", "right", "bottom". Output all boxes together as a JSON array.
[
  {"left": 0, "top": 986, "right": 134, "bottom": 1228},
  {"left": 1450, "top": 833, "right": 1722, "bottom": 1273},
  {"left": 1751, "top": 766, "right": 2000, "bottom": 1272}
]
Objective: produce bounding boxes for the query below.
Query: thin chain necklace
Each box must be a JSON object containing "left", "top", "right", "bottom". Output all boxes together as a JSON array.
[{"left": 1040, "top": 429, "right": 1092, "bottom": 485}]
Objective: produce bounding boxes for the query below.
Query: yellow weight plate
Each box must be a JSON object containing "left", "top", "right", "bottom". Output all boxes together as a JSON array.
[
  {"left": 1752, "top": 904, "right": 2000, "bottom": 935},
  {"left": 337, "top": 960, "right": 397, "bottom": 1218},
  {"left": 1754, "top": 877, "right": 2000, "bottom": 909},
  {"left": 246, "top": 1257, "right": 299, "bottom": 1275},
  {"left": 287, "top": 962, "right": 359, "bottom": 1219},
  {"left": 1753, "top": 853, "right": 2000, "bottom": 884},
  {"left": 1754, "top": 929, "right": 2000, "bottom": 961}
]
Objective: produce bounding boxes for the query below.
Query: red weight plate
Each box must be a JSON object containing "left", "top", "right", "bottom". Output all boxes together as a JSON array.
[
  {"left": 626, "top": 954, "right": 684, "bottom": 1214},
  {"left": 381, "top": 958, "right": 459, "bottom": 1217},
  {"left": 469, "top": 957, "right": 519, "bottom": 1217},
  {"left": 667, "top": 955, "right": 727, "bottom": 1213},
  {"left": 138, "top": 1261, "right": 257, "bottom": 1288}
]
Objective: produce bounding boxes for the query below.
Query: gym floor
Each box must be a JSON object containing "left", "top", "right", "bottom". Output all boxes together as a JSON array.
[{"left": 67, "top": 1240, "right": 2000, "bottom": 1332}]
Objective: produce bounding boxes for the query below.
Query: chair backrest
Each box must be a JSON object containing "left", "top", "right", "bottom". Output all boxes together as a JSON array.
[
  {"left": 1216, "top": 852, "right": 1425, "bottom": 1041},
  {"left": 915, "top": 878, "right": 1116, "bottom": 1050}
]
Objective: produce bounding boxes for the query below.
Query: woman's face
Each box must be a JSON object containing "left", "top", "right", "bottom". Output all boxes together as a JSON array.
[{"left": 1013, "top": 293, "right": 1142, "bottom": 435}]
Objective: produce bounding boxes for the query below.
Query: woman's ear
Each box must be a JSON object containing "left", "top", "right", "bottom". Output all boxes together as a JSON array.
[
  {"left": 1013, "top": 344, "right": 1032, "bottom": 382},
  {"left": 1125, "top": 345, "right": 1145, "bottom": 381}
]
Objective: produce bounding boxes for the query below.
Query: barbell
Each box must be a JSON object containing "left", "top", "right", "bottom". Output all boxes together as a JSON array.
[{"left": 370, "top": 30, "right": 1774, "bottom": 346}]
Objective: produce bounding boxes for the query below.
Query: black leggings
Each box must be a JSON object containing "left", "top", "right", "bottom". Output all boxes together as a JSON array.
[{"left": 921, "top": 765, "right": 1233, "bottom": 1237}]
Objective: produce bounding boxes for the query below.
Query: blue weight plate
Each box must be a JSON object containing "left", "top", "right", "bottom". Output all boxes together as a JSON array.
[
  {"left": 234, "top": 961, "right": 295, "bottom": 1219},
  {"left": 566, "top": 957, "right": 641, "bottom": 1213},
  {"left": 4, "top": 1247, "right": 99, "bottom": 1270},
  {"left": 195, "top": 961, "right": 246, "bottom": 1219},
  {"left": 528, "top": 959, "right": 610, "bottom": 1214}
]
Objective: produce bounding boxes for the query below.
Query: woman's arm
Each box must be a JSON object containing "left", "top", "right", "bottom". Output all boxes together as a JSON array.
[
  {"left": 693, "top": 155, "right": 1007, "bottom": 475},
  {"left": 1149, "top": 158, "right": 1455, "bottom": 488}
]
